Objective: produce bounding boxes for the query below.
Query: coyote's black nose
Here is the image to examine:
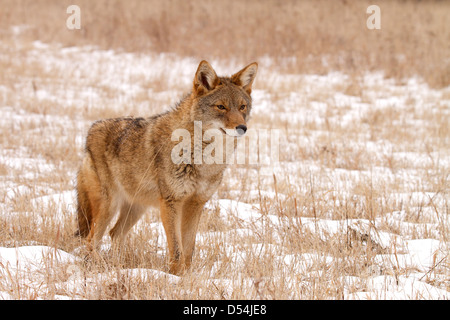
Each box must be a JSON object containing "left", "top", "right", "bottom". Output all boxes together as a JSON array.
[{"left": 236, "top": 125, "right": 247, "bottom": 135}]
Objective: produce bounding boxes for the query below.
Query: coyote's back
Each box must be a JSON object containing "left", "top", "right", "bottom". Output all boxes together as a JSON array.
[{"left": 76, "top": 60, "right": 258, "bottom": 275}]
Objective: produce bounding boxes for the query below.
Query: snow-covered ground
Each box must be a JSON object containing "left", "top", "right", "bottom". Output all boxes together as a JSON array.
[{"left": 0, "top": 40, "right": 448, "bottom": 299}]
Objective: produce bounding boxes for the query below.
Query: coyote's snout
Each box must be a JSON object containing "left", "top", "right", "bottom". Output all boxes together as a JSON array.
[{"left": 76, "top": 60, "right": 258, "bottom": 275}]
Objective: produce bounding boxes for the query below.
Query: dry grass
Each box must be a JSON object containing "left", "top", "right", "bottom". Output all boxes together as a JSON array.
[{"left": 0, "top": 0, "right": 449, "bottom": 300}]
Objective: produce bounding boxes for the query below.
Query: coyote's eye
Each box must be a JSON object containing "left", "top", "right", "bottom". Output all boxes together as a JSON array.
[
  {"left": 216, "top": 105, "right": 226, "bottom": 110},
  {"left": 240, "top": 105, "right": 247, "bottom": 111}
]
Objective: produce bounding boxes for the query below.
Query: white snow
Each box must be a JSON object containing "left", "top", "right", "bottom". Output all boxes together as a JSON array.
[{"left": 0, "top": 246, "right": 77, "bottom": 271}]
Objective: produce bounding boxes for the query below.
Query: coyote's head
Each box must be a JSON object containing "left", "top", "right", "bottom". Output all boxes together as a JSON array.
[{"left": 192, "top": 60, "right": 258, "bottom": 137}]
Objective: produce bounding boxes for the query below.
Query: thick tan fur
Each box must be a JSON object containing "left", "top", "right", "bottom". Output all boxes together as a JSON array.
[{"left": 76, "top": 61, "right": 258, "bottom": 274}]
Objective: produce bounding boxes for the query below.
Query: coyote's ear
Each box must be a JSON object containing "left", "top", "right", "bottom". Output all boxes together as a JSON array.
[
  {"left": 193, "top": 60, "right": 219, "bottom": 96},
  {"left": 231, "top": 62, "right": 258, "bottom": 95}
]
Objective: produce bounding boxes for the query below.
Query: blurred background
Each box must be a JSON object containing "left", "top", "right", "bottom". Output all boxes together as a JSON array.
[{"left": 1, "top": 0, "right": 449, "bottom": 88}]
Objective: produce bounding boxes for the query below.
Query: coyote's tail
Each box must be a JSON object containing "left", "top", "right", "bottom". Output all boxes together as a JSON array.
[
  {"left": 74, "top": 156, "right": 97, "bottom": 238},
  {"left": 75, "top": 176, "right": 92, "bottom": 238}
]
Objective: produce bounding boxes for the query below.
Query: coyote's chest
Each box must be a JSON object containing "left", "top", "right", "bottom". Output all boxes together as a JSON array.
[{"left": 170, "top": 163, "right": 225, "bottom": 199}]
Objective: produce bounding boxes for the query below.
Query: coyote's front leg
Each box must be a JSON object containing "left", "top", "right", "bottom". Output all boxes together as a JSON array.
[
  {"left": 159, "top": 197, "right": 185, "bottom": 275},
  {"left": 181, "top": 195, "right": 207, "bottom": 270}
]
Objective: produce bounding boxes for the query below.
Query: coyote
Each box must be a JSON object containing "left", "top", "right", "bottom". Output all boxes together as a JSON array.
[{"left": 76, "top": 60, "right": 258, "bottom": 274}]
